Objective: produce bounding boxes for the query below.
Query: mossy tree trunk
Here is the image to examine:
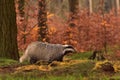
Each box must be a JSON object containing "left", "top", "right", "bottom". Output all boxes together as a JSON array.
[
  {"left": 38, "top": 0, "right": 49, "bottom": 42},
  {"left": 0, "top": 0, "right": 19, "bottom": 60}
]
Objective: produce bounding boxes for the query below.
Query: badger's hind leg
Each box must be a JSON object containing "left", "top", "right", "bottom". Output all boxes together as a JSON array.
[{"left": 30, "top": 57, "right": 38, "bottom": 64}]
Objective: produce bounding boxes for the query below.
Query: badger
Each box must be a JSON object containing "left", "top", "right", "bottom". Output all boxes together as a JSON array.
[{"left": 19, "top": 41, "right": 76, "bottom": 64}]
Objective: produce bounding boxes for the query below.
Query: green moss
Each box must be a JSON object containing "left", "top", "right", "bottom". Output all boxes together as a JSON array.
[
  {"left": 66, "top": 51, "right": 92, "bottom": 60},
  {"left": 0, "top": 74, "right": 83, "bottom": 80},
  {"left": 1, "top": 51, "right": 120, "bottom": 80},
  {"left": 0, "top": 58, "right": 18, "bottom": 66}
]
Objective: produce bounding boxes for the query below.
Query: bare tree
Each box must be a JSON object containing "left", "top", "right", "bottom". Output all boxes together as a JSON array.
[
  {"left": 114, "top": 0, "right": 120, "bottom": 15},
  {"left": 116, "top": 0, "right": 120, "bottom": 11},
  {"left": 68, "top": 0, "right": 79, "bottom": 31},
  {"left": 18, "top": 0, "right": 25, "bottom": 17},
  {"left": 68, "top": 0, "right": 79, "bottom": 15},
  {"left": 66, "top": 0, "right": 79, "bottom": 45},
  {"left": 104, "top": 0, "right": 112, "bottom": 13},
  {"left": 17, "top": 0, "right": 27, "bottom": 44},
  {"left": 89, "top": 0, "right": 93, "bottom": 13}
]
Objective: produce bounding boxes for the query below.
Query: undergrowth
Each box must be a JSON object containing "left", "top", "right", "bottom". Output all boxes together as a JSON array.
[{"left": 0, "top": 51, "right": 120, "bottom": 80}]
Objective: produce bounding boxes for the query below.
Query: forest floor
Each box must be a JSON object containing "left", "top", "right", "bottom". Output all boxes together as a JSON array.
[{"left": 0, "top": 51, "right": 120, "bottom": 80}]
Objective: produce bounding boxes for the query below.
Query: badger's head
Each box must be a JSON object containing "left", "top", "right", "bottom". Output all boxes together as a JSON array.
[{"left": 63, "top": 45, "right": 76, "bottom": 55}]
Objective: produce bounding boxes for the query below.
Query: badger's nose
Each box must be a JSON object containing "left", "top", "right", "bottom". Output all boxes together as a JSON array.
[{"left": 73, "top": 48, "right": 77, "bottom": 53}]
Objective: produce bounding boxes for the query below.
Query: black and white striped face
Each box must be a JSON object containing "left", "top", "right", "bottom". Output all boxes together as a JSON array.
[{"left": 63, "top": 45, "right": 76, "bottom": 55}]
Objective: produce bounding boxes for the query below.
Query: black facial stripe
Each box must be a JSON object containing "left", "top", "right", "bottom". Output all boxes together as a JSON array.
[
  {"left": 63, "top": 48, "right": 75, "bottom": 53},
  {"left": 64, "top": 48, "right": 76, "bottom": 53},
  {"left": 63, "top": 49, "right": 75, "bottom": 55},
  {"left": 64, "top": 45, "right": 74, "bottom": 49}
]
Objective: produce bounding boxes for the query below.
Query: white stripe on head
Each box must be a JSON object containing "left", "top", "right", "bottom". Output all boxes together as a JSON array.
[
  {"left": 63, "top": 45, "right": 75, "bottom": 49},
  {"left": 63, "top": 45, "right": 69, "bottom": 47}
]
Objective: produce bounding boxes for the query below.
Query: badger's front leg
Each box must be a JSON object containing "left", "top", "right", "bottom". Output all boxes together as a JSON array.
[
  {"left": 30, "top": 57, "right": 38, "bottom": 64},
  {"left": 56, "top": 55, "right": 64, "bottom": 62},
  {"left": 49, "top": 54, "right": 64, "bottom": 62}
]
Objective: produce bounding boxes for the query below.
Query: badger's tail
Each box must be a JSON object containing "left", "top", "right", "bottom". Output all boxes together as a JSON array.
[{"left": 19, "top": 49, "right": 29, "bottom": 63}]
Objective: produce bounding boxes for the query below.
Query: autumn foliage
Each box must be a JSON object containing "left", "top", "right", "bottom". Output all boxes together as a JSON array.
[
  {"left": 47, "top": 9, "right": 120, "bottom": 52},
  {"left": 16, "top": 1, "right": 120, "bottom": 52}
]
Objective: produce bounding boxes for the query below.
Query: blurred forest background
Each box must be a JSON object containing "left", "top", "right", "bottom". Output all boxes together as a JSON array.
[
  {"left": 1, "top": 0, "right": 120, "bottom": 79},
  {"left": 17, "top": 0, "right": 120, "bottom": 54}
]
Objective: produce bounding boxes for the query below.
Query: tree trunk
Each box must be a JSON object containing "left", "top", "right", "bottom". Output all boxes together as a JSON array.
[
  {"left": 0, "top": 0, "right": 19, "bottom": 60},
  {"left": 67, "top": 0, "right": 79, "bottom": 45},
  {"left": 17, "top": 0, "right": 27, "bottom": 44},
  {"left": 117, "top": 0, "right": 120, "bottom": 14},
  {"left": 48, "top": 0, "right": 63, "bottom": 13},
  {"left": 79, "top": 0, "right": 90, "bottom": 10},
  {"left": 68, "top": 0, "right": 79, "bottom": 19},
  {"left": 89, "top": 0, "right": 93, "bottom": 13},
  {"left": 104, "top": 0, "right": 112, "bottom": 13},
  {"left": 38, "top": 0, "right": 49, "bottom": 42},
  {"left": 55, "top": 0, "right": 63, "bottom": 16},
  {"left": 92, "top": 0, "right": 100, "bottom": 12},
  {"left": 68, "top": 0, "right": 79, "bottom": 27},
  {"left": 18, "top": 0, "right": 25, "bottom": 17}
]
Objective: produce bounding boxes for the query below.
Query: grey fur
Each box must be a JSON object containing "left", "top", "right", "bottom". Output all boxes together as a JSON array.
[{"left": 19, "top": 41, "right": 76, "bottom": 63}]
